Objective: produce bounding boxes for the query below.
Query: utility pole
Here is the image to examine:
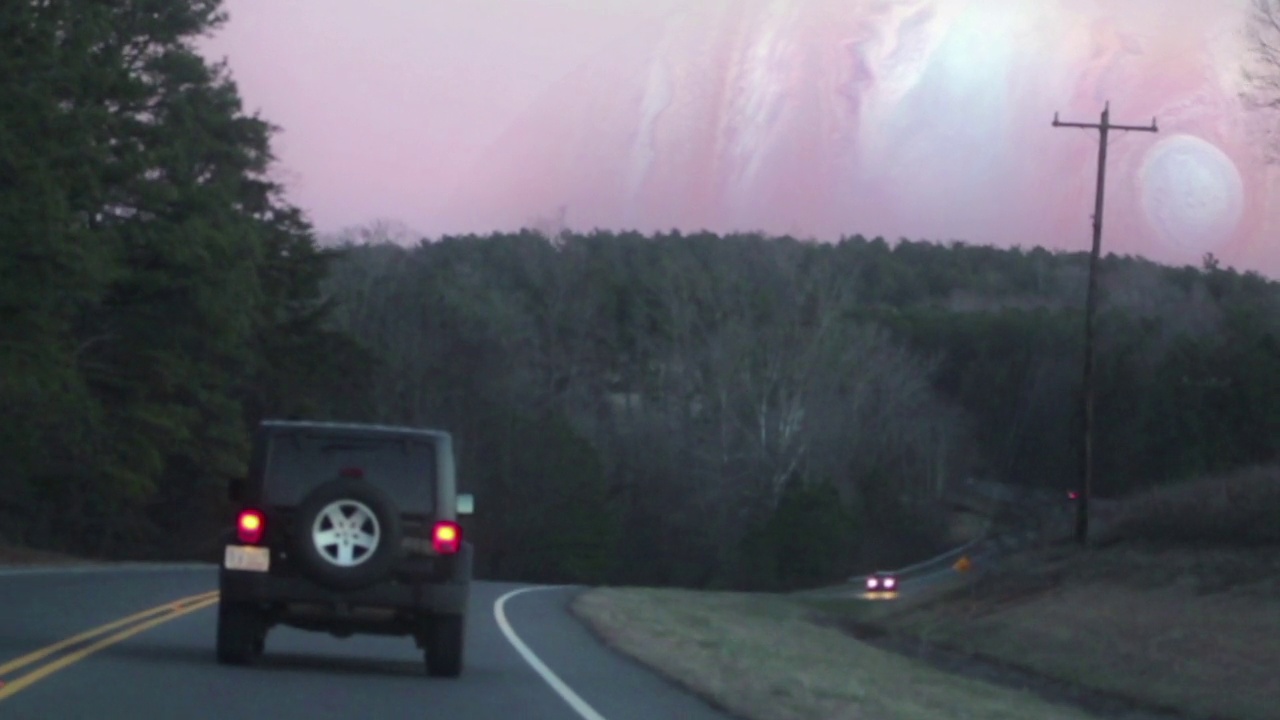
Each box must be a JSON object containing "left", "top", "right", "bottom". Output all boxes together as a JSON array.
[{"left": 1052, "top": 102, "right": 1157, "bottom": 545}]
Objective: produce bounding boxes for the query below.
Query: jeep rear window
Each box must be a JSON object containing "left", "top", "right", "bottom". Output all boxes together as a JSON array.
[{"left": 262, "top": 433, "right": 436, "bottom": 512}]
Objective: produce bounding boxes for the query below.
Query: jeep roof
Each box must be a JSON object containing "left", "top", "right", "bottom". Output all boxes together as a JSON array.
[
  {"left": 259, "top": 419, "right": 452, "bottom": 441},
  {"left": 248, "top": 420, "right": 457, "bottom": 514}
]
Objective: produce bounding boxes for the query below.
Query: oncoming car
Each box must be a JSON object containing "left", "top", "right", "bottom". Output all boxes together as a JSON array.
[{"left": 865, "top": 571, "right": 898, "bottom": 593}]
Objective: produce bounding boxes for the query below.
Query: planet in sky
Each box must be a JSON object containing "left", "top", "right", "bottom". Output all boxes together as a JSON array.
[
  {"left": 206, "top": 0, "right": 1280, "bottom": 273},
  {"left": 1141, "top": 134, "right": 1246, "bottom": 255}
]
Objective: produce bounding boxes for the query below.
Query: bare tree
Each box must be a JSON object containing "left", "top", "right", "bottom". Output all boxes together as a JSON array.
[
  {"left": 637, "top": 236, "right": 967, "bottom": 539},
  {"left": 1245, "top": 0, "right": 1280, "bottom": 160},
  {"left": 322, "top": 218, "right": 421, "bottom": 247}
]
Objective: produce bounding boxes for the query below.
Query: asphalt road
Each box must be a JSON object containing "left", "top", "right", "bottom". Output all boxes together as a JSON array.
[{"left": 0, "top": 566, "right": 735, "bottom": 720}]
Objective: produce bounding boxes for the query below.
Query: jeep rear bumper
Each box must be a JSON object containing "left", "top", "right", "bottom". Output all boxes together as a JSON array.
[
  {"left": 220, "top": 570, "right": 470, "bottom": 614},
  {"left": 218, "top": 543, "right": 472, "bottom": 617}
]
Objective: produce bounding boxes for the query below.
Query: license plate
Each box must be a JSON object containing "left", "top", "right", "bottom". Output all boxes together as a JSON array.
[{"left": 224, "top": 545, "right": 270, "bottom": 572}]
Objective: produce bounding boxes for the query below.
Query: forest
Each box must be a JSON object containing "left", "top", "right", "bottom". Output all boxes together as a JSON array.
[
  {"left": 318, "top": 228, "right": 1280, "bottom": 588},
  {"left": 3, "top": 0, "right": 1279, "bottom": 591}
]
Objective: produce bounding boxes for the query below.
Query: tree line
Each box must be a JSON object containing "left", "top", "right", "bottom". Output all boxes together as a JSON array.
[
  {"left": 4, "top": 0, "right": 1280, "bottom": 591},
  {"left": 320, "top": 230, "right": 1280, "bottom": 589},
  {"left": 0, "top": 1, "right": 371, "bottom": 558}
]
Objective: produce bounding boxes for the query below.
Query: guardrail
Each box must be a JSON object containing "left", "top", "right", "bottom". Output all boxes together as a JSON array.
[
  {"left": 792, "top": 538, "right": 986, "bottom": 599},
  {"left": 795, "top": 526, "right": 1049, "bottom": 599},
  {"left": 870, "top": 537, "right": 985, "bottom": 580},
  {"left": 795, "top": 479, "right": 1089, "bottom": 599}
]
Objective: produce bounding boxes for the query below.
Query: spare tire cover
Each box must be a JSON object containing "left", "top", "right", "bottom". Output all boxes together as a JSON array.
[{"left": 290, "top": 477, "right": 404, "bottom": 591}]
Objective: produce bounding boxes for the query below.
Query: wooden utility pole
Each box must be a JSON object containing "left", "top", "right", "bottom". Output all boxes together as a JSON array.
[{"left": 1052, "top": 102, "right": 1157, "bottom": 545}]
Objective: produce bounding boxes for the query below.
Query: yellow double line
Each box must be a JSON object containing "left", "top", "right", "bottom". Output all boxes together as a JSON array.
[{"left": 0, "top": 590, "right": 220, "bottom": 700}]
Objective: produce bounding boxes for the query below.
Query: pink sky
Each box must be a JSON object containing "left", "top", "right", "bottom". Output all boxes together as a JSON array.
[{"left": 202, "top": 0, "right": 1280, "bottom": 274}]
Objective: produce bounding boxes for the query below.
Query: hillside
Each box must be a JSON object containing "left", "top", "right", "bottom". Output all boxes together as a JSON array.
[
  {"left": 572, "top": 468, "right": 1280, "bottom": 720},
  {"left": 319, "top": 230, "right": 1280, "bottom": 588}
]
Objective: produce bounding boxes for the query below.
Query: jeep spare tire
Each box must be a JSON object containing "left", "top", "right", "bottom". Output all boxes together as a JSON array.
[{"left": 291, "top": 477, "right": 403, "bottom": 590}]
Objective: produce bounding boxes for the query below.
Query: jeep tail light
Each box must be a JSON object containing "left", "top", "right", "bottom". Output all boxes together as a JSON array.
[
  {"left": 237, "top": 509, "right": 265, "bottom": 545},
  {"left": 340, "top": 467, "right": 364, "bottom": 479},
  {"left": 432, "top": 521, "right": 462, "bottom": 555}
]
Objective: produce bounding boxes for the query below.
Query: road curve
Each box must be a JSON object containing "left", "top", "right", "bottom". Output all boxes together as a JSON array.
[{"left": 0, "top": 566, "right": 734, "bottom": 720}]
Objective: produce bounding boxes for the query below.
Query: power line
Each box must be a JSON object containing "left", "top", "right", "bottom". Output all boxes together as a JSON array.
[{"left": 1051, "top": 102, "right": 1158, "bottom": 545}]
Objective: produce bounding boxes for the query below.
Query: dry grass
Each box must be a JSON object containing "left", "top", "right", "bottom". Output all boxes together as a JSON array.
[
  {"left": 1104, "top": 465, "right": 1280, "bottom": 546},
  {"left": 872, "top": 543, "right": 1280, "bottom": 720},
  {"left": 572, "top": 587, "right": 1101, "bottom": 720}
]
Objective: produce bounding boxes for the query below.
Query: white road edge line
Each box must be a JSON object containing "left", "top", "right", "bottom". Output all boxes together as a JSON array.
[{"left": 494, "top": 586, "right": 608, "bottom": 720}]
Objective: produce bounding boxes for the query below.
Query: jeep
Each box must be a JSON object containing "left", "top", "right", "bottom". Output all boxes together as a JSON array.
[{"left": 216, "top": 420, "right": 475, "bottom": 677}]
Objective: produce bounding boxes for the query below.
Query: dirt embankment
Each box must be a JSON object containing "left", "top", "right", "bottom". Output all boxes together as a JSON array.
[{"left": 849, "top": 542, "right": 1280, "bottom": 720}]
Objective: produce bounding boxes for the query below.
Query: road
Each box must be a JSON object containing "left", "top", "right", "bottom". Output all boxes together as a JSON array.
[
  {"left": 0, "top": 566, "right": 734, "bottom": 720},
  {"left": 797, "top": 531, "right": 1023, "bottom": 605}
]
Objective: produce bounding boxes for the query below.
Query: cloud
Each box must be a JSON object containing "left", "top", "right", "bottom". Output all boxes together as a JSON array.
[{"left": 205, "top": 0, "right": 1279, "bottom": 273}]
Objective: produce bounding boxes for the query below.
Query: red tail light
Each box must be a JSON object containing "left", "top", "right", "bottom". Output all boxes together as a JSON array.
[
  {"left": 432, "top": 521, "right": 462, "bottom": 555},
  {"left": 237, "top": 509, "right": 265, "bottom": 544}
]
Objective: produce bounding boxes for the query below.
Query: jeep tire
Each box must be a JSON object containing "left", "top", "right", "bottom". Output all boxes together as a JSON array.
[
  {"left": 291, "top": 477, "right": 404, "bottom": 591},
  {"left": 216, "top": 600, "right": 264, "bottom": 665},
  {"left": 424, "top": 614, "right": 465, "bottom": 678}
]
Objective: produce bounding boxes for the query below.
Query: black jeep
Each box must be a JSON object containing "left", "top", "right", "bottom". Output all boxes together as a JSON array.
[{"left": 217, "top": 420, "right": 475, "bottom": 677}]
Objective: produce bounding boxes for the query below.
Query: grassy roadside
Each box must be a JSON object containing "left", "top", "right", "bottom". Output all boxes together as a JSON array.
[
  {"left": 571, "top": 470, "right": 1279, "bottom": 720},
  {"left": 572, "top": 586, "right": 1101, "bottom": 720},
  {"left": 819, "top": 468, "right": 1280, "bottom": 720},
  {"left": 853, "top": 542, "right": 1280, "bottom": 720}
]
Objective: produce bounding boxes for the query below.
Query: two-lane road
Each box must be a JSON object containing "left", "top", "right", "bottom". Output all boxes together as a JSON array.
[{"left": 0, "top": 567, "right": 733, "bottom": 720}]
